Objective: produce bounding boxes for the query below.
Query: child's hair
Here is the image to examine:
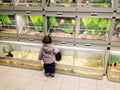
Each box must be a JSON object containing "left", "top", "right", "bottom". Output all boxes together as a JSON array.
[{"left": 42, "top": 35, "right": 52, "bottom": 44}]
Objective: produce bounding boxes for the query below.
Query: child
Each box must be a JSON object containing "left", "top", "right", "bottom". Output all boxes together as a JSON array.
[{"left": 38, "top": 35, "right": 59, "bottom": 77}]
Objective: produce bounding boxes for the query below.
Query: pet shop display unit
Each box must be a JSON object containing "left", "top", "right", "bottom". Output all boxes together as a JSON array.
[{"left": 0, "top": 0, "right": 120, "bottom": 82}]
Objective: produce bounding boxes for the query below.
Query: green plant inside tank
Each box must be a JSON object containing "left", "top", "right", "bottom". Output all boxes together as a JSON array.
[
  {"left": 89, "top": 0, "right": 112, "bottom": 7},
  {"left": 0, "top": 15, "right": 12, "bottom": 26},
  {"left": 29, "top": 15, "right": 43, "bottom": 32},
  {"left": 81, "top": 18, "right": 112, "bottom": 35},
  {"left": 90, "top": 0, "right": 110, "bottom": 3},
  {"left": 36, "top": 0, "right": 42, "bottom": 6},
  {"left": 48, "top": 16, "right": 75, "bottom": 34}
]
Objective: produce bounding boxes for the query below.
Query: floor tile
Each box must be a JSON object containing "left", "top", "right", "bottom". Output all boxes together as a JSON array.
[
  {"left": 42, "top": 81, "right": 61, "bottom": 90},
  {"left": 0, "top": 67, "right": 9, "bottom": 75},
  {"left": 97, "top": 79, "right": 114, "bottom": 86},
  {"left": 61, "top": 84, "right": 79, "bottom": 90},
  {"left": 97, "top": 83, "right": 115, "bottom": 90},
  {"left": 62, "top": 75, "right": 80, "bottom": 86},
  {"left": 0, "top": 85, "right": 6, "bottom": 90},
  {"left": 5, "top": 87, "right": 23, "bottom": 90},
  {"left": 5, "top": 67, "right": 24, "bottom": 77},
  {"left": 0, "top": 65, "right": 11, "bottom": 70},
  {"left": 24, "top": 78, "right": 45, "bottom": 90},
  {"left": 0, "top": 74, "right": 16, "bottom": 87},
  {"left": 79, "top": 86, "right": 96, "bottom": 90},
  {"left": 79, "top": 77, "right": 97, "bottom": 89},
  {"left": 47, "top": 73, "right": 64, "bottom": 83},
  {"left": 32, "top": 71, "right": 48, "bottom": 80},
  {"left": 113, "top": 82, "right": 120, "bottom": 90},
  {"left": 18, "top": 69, "right": 36, "bottom": 79},
  {"left": 8, "top": 77, "right": 31, "bottom": 89}
]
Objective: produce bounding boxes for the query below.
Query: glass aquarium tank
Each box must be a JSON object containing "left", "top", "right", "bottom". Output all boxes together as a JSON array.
[
  {"left": 47, "top": 16, "right": 75, "bottom": 38},
  {"left": 78, "top": 0, "right": 113, "bottom": 8},
  {"left": 0, "top": 14, "right": 17, "bottom": 34},
  {"left": 76, "top": 17, "right": 112, "bottom": 41},
  {"left": 111, "top": 19, "right": 120, "bottom": 42},
  {"left": 16, "top": 15, "right": 44, "bottom": 36},
  {"left": 55, "top": 45, "right": 105, "bottom": 79},
  {"left": 107, "top": 50, "right": 120, "bottom": 82},
  {"left": 0, "top": 0, "right": 13, "bottom": 6},
  {"left": 55, "top": 46, "right": 74, "bottom": 72},
  {"left": 0, "top": 41, "right": 43, "bottom": 70},
  {"left": 17, "top": 0, "right": 42, "bottom": 7},
  {"left": 46, "top": 0, "right": 77, "bottom": 7},
  {"left": 73, "top": 48, "right": 105, "bottom": 79}
]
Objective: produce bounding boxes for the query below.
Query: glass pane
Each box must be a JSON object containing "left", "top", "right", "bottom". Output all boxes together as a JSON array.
[
  {"left": 56, "top": 48, "right": 74, "bottom": 72},
  {"left": 17, "top": 0, "right": 42, "bottom": 7},
  {"left": 46, "top": 0, "right": 77, "bottom": 7},
  {"left": 118, "top": 0, "right": 120, "bottom": 8},
  {"left": 78, "top": 0, "right": 112, "bottom": 8},
  {"left": 76, "top": 17, "right": 112, "bottom": 40},
  {"left": 16, "top": 15, "right": 44, "bottom": 36},
  {"left": 0, "top": 15, "right": 17, "bottom": 34},
  {"left": 74, "top": 50, "right": 104, "bottom": 68},
  {"left": 112, "top": 19, "right": 120, "bottom": 42},
  {"left": 0, "top": 43, "right": 16, "bottom": 58},
  {"left": 47, "top": 16, "right": 75, "bottom": 38},
  {"left": 109, "top": 52, "right": 120, "bottom": 70}
]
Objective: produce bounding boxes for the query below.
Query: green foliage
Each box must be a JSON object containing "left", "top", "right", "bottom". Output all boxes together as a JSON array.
[
  {"left": 62, "top": 21, "right": 74, "bottom": 34},
  {"left": 82, "top": 18, "right": 111, "bottom": 35},
  {"left": 90, "top": 0, "right": 106, "bottom": 3},
  {"left": 29, "top": 16, "right": 43, "bottom": 31},
  {"left": 49, "top": 17, "right": 58, "bottom": 27},
  {"left": 0, "top": 15, "right": 12, "bottom": 26},
  {"left": 61, "top": 0, "right": 68, "bottom": 3}
]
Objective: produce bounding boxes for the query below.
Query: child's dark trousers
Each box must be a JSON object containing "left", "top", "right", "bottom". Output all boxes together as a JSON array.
[{"left": 44, "top": 62, "right": 55, "bottom": 74}]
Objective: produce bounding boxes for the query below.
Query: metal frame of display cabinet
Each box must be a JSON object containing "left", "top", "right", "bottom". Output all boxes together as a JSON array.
[
  {"left": 0, "top": 40, "right": 43, "bottom": 70},
  {"left": 107, "top": 47, "right": 120, "bottom": 83},
  {"left": 0, "top": 12, "right": 18, "bottom": 41},
  {"left": 14, "top": 0, "right": 44, "bottom": 11},
  {"left": 15, "top": 11, "right": 45, "bottom": 43}
]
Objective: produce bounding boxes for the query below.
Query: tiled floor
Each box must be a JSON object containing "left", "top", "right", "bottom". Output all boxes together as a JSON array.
[{"left": 0, "top": 65, "right": 120, "bottom": 90}]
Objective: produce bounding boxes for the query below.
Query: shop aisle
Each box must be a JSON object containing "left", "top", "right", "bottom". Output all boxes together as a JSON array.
[{"left": 0, "top": 65, "right": 119, "bottom": 90}]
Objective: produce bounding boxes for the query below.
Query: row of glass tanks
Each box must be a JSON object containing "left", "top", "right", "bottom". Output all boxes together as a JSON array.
[{"left": 0, "top": 0, "right": 120, "bottom": 81}]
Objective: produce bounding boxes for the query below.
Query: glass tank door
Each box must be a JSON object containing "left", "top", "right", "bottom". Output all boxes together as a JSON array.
[
  {"left": 0, "top": 14, "right": 17, "bottom": 35},
  {"left": 16, "top": 15, "right": 44, "bottom": 37},
  {"left": 47, "top": 16, "right": 75, "bottom": 37},
  {"left": 47, "top": 16, "right": 76, "bottom": 44},
  {"left": 17, "top": 0, "right": 42, "bottom": 7},
  {"left": 78, "top": 0, "right": 113, "bottom": 8},
  {"left": 111, "top": 19, "right": 120, "bottom": 42},
  {"left": 46, "top": 0, "right": 77, "bottom": 7},
  {"left": 76, "top": 17, "right": 112, "bottom": 41}
]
